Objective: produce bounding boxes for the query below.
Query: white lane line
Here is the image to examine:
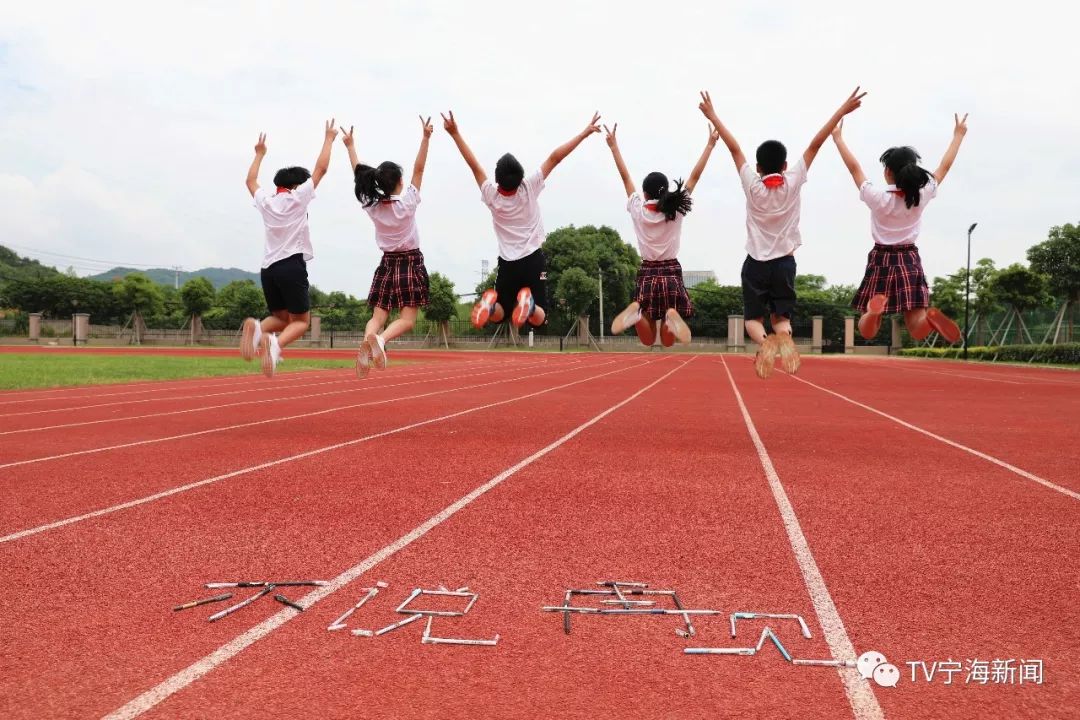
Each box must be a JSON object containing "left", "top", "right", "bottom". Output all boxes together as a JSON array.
[
  {"left": 787, "top": 373, "right": 1080, "bottom": 502},
  {"left": 0, "top": 359, "right": 500, "bottom": 417},
  {"left": 0, "top": 358, "right": 568, "bottom": 435},
  {"left": 720, "top": 356, "right": 885, "bottom": 720},
  {"left": 0, "top": 357, "right": 618, "bottom": 470},
  {"left": 1, "top": 357, "right": 666, "bottom": 544},
  {"left": 101, "top": 357, "right": 690, "bottom": 720}
]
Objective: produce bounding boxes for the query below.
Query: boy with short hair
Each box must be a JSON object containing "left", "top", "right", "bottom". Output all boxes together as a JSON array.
[
  {"left": 441, "top": 110, "right": 602, "bottom": 330},
  {"left": 698, "top": 88, "right": 865, "bottom": 378},
  {"left": 241, "top": 119, "right": 337, "bottom": 377}
]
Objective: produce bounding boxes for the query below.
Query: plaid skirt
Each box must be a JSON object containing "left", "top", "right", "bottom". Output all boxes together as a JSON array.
[
  {"left": 368, "top": 249, "right": 430, "bottom": 310},
  {"left": 634, "top": 259, "right": 693, "bottom": 320},
  {"left": 852, "top": 244, "right": 930, "bottom": 313}
]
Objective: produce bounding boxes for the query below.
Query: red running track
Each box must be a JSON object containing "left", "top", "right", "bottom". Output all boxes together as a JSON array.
[{"left": 0, "top": 349, "right": 1076, "bottom": 719}]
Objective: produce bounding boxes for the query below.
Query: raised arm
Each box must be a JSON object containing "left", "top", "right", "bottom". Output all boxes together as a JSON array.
[
  {"left": 933, "top": 113, "right": 969, "bottom": 185},
  {"left": 697, "top": 91, "right": 745, "bottom": 171},
  {"left": 830, "top": 120, "right": 867, "bottom": 188},
  {"left": 441, "top": 111, "right": 487, "bottom": 188},
  {"left": 603, "top": 124, "right": 634, "bottom": 198},
  {"left": 311, "top": 118, "right": 336, "bottom": 188},
  {"left": 539, "top": 112, "right": 601, "bottom": 179},
  {"left": 803, "top": 87, "right": 866, "bottom": 169},
  {"left": 685, "top": 124, "right": 720, "bottom": 194},
  {"left": 411, "top": 115, "right": 434, "bottom": 190},
  {"left": 340, "top": 125, "right": 360, "bottom": 171},
  {"left": 246, "top": 133, "right": 266, "bottom": 197}
]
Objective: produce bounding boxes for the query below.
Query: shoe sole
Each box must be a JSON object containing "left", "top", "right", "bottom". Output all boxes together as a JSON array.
[
  {"left": 355, "top": 341, "right": 372, "bottom": 379},
  {"left": 927, "top": 308, "right": 961, "bottom": 344},
  {"left": 471, "top": 305, "right": 491, "bottom": 329},
  {"left": 368, "top": 336, "right": 387, "bottom": 370},
  {"left": 611, "top": 303, "right": 641, "bottom": 335},
  {"left": 512, "top": 291, "right": 534, "bottom": 328},
  {"left": 778, "top": 336, "right": 801, "bottom": 374},
  {"left": 665, "top": 311, "right": 691, "bottom": 344},
  {"left": 260, "top": 335, "right": 275, "bottom": 378},
  {"left": 755, "top": 338, "right": 779, "bottom": 379},
  {"left": 240, "top": 319, "right": 257, "bottom": 361}
]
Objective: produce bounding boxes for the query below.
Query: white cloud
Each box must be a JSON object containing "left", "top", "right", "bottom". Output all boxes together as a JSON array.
[{"left": 2, "top": 0, "right": 1078, "bottom": 299}]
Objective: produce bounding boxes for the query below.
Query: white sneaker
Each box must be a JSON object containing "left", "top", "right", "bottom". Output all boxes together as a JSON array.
[
  {"left": 356, "top": 339, "right": 373, "bottom": 379},
  {"left": 664, "top": 309, "right": 691, "bottom": 345},
  {"left": 369, "top": 334, "right": 387, "bottom": 370},
  {"left": 611, "top": 302, "right": 642, "bottom": 335},
  {"left": 240, "top": 318, "right": 262, "bottom": 361},
  {"left": 261, "top": 333, "right": 281, "bottom": 378}
]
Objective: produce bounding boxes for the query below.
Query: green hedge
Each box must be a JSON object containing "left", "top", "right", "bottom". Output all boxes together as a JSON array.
[{"left": 897, "top": 343, "right": 1080, "bottom": 364}]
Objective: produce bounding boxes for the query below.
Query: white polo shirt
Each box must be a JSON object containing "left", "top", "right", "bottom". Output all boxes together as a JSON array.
[
  {"left": 739, "top": 159, "right": 808, "bottom": 261},
  {"left": 627, "top": 192, "right": 683, "bottom": 261},
  {"left": 480, "top": 170, "right": 546, "bottom": 261},
  {"left": 364, "top": 184, "right": 422, "bottom": 253},
  {"left": 859, "top": 178, "right": 938, "bottom": 246},
  {"left": 253, "top": 178, "right": 316, "bottom": 268}
]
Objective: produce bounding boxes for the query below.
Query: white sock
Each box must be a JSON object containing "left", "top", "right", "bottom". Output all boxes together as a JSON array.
[{"left": 252, "top": 321, "right": 262, "bottom": 346}]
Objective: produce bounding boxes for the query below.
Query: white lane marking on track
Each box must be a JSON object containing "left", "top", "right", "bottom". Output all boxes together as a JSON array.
[
  {"left": 100, "top": 357, "right": 691, "bottom": 720},
  {"left": 0, "top": 358, "right": 568, "bottom": 435},
  {"left": 0, "top": 358, "right": 614, "bottom": 470},
  {"left": 1, "top": 356, "right": 668, "bottom": 544},
  {"left": 721, "top": 356, "right": 885, "bottom": 720},
  {"left": 788, "top": 373, "right": 1080, "bottom": 502}
]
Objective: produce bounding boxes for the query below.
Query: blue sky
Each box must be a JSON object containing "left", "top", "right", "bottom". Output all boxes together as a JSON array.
[{"left": 2, "top": 0, "right": 1078, "bottom": 298}]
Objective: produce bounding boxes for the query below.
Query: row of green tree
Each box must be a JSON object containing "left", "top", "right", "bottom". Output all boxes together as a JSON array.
[{"left": 3, "top": 221, "right": 1076, "bottom": 340}]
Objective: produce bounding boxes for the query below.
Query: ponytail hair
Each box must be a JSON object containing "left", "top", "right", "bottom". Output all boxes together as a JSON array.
[
  {"left": 642, "top": 171, "right": 693, "bottom": 222},
  {"left": 879, "top": 146, "right": 933, "bottom": 209},
  {"left": 354, "top": 161, "right": 403, "bottom": 207}
]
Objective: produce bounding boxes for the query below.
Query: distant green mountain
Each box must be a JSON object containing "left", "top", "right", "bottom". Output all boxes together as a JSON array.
[
  {"left": 0, "top": 246, "right": 63, "bottom": 282},
  {"left": 86, "top": 266, "right": 260, "bottom": 289}
]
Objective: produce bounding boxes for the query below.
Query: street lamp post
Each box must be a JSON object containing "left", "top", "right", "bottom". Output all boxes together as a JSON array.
[
  {"left": 598, "top": 268, "right": 604, "bottom": 342},
  {"left": 963, "top": 222, "right": 977, "bottom": 360}
]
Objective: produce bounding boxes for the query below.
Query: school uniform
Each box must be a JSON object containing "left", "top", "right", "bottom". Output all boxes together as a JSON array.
[
  {"left": 738, "top": 159, "right": 807, "bottom": 320},
  {"left": 627, "top": 193, "right": 692, "bottom": 320},
  {"left": 850, "top": 179, "right": 937, "bottom": 313},
  {"left": 253, "top": 178, "right": 316, "bottom": 314},
  {"left": 364, "top": 184, "right": 430, "bottom": 309},
  {"left": 480, "top": 170, "right": 549, "bottom": 314}
]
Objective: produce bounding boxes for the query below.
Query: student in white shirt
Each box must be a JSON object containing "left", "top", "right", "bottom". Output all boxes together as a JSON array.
[
  {"left": 441, "top": 110, "right": 602, "bottom": 330},
  {"left": 699, "top": 88, "right": 866, "bottom": 379},
  {"left": 604, "top": 122, "right": 720, "bottom": 347},
  {"left": 241, "top": 120, "right": 337, "bottom": 377},
  {"left": 832, "top": 114, "right": 969, "bottom": 344},
  {"left": 341, "top": 117, "right": 434, "bottom": 378}
]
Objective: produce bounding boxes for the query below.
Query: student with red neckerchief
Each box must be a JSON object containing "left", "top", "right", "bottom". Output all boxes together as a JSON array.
[
  {"left": 341, "top": 116, "right": 434, "bottom": 378},
  {"left": 241, "top": 120, "right": 337, "bottom": 378},
  {"left": 831, "top": 113, "right": 968, "bottom": 345},
  {"left": 442, "top": 110, "right": 602, "bottom": 332},
  {"left": 606, "top": 122, "right": 720, "bottom": 347},
  {"left": 699, "top": 88, "right": 866, "bottom": 379}
]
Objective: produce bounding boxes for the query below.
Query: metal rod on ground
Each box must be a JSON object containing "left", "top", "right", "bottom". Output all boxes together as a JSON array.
[
  {"left": 685, "top": 648, "right": 755, "bottom": 656},
  {"left": 328, "top": 582, "right": 388, "bottom": 631},
  {"left": 672, "top": 591, "right": 695, "bottom": 638},
  {"left": 206, "top": 581, "right": 328, "bottom": 589},
  {"left": 374, "top": 613, "right": 424, "bottom": 636},
  {"left": 274, "top": 594, "right": 304, "bottom": 611},
  {"left": 173, "top": 593, "right": 233, "bottom": 612},
  {"left": 563, "top": 590, "right": 572, "bottom": 635},
  {"left": 794, "top": 659, "right": 857, "bottom": 668},
  {"left": 208, "top": 585, "right": 276, "bottom": 622}
]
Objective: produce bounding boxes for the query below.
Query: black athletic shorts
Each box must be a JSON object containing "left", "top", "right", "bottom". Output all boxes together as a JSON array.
[
  {"left": 260, "top": 253, "right": 310, "bottom": 314},
  {"left": 741, "top": 254, "right": 796, "bottom": 320},
  {"left": 494, "top": 248, "right": 548, "bottom": 316}
]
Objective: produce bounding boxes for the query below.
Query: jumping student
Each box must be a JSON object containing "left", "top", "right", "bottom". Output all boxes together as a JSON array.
[
  {"left": 342, "top": 116, "right": 434, "bottom": 378},
  {"left": 699, "top": 88, "right": 866, "bottom": 378},
  {"left": 241, "top": 120, "right": 337, "bottom": 377},
  {"left": 606, "top": 122, "right": 720, "bottom": 346},
  {"left": 441, "top": 110, "right": 602, "bottom": 331},
  {"left": 831, "top": 114, "right": 968, "bottom": 344}
]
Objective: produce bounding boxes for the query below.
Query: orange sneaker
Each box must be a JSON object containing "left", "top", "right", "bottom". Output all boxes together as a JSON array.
[
  {"left": 858, "top": 294, "right": 887, "bottom": 340},
  {"left": 754, "top": 334, "right": 780, "bottom": 379},
  {"left": 664, "top": 309, "right": 691, "bottom": 345},
  {"left": 926, "top": 307, "right": 961, "bottom": 344},
  {"left": 777, "top": 334, "right": 801, "bottom": 374},
  {"left": 512, "top": 287, "right": 535, "bottom": 328},
  {"left": 471, "top": 289, "right": 497, "bottom": 329},
  {"left": 240, "top": 317, "right": 261, "bottom": 361}
]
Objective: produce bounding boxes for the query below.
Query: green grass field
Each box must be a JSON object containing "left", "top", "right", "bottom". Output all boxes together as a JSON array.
[{"left": 0, "top": 354, "right": 357, "bottom": 390}]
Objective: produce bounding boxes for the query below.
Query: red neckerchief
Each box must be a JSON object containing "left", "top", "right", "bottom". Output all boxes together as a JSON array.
[
  {"left": 762, "top": 174, "right": 785, "bottom": 189},
  {"left": 275, "top": 187, "right": 291, "bottom": 194},
  {"left": 497, "top": 187, "right": 518, "bottom": 197},
  {"left": 643, "top": 200, "right": 660, "bottom": 212}
]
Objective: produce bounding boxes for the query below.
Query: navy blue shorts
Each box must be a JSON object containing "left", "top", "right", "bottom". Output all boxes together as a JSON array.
[{"left": 742, "top": 255, "right": 796, "bottom": 320}]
